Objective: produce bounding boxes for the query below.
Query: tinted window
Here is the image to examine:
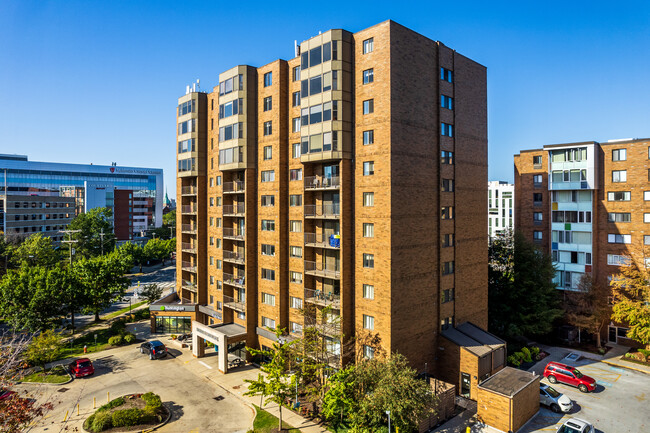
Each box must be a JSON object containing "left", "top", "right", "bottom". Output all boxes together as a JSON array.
[
  {"left": 301, "top": 52, "right": 309, "bottom": 69},
  {"left": 323, "top": 42, "right": 331, "bottom": 62},
  {"left": 310, "top": 46, "right": 322, "bottom": 67}
]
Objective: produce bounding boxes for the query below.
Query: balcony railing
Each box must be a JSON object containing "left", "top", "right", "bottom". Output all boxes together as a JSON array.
[
  {"left": 181, "top": 261, "right": 197, "bottom": 273},
  {"left": 181, "top": 224, "right": 197, "bottom": 234},
  {"left": 223, "top": 204, "right": 245, "bottom": 216},
  {"left": 223, "top": 181, "right": 245, "bottom": 194},
  {"left": 181, "top": 204, "right": 197, "bottom": 214},
  {"left": 304, "top": 288, "right": 341, "bottom": 309},
  {"left": 223, "top": 250, "right": 245, "bottom": 264},
  {"left": 223, "top": 228, "right": 245, "bottom": 240},
  {"left": 304, "top": 233, "right": 340, "bottom": 249},
  {"left": 304, "top": 204, "right": 340, "bottom": 219},
  {"left": 182, "top": 280, "right": 197, "bottom": 292},
  {"left": 304, "top": 176, "right": 340, "bottom": 190},
  {"left": 181, "top": 186, "right": 197, "bottom": 195},
  {"left": 312, "top": 321, "right": 341, "bottom": 338},
  {"left": 304, "top": 260, "right": 340, "bottom": 279},
  {"left": 223, "top": 295, "right": 246, "bottom": 313},
  {"left": 181, "top": 242, "right": 196, "bottom": 253},
  {"left": 223, "top": 272, "right": 246, "bottom": 288}
]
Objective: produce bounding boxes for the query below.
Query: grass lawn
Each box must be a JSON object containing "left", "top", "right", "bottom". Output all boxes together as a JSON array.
[
  {"left": 253, "top": 405, "right": 301, "bottom": 433},
  {"left": 103, "top": 300, "right": 148, "bottom": 320},
  {"left": 58, "top": 328, "right": 118, "bottom": 360},
  {"left": 22, "top": 366, "right": 69, "bottom": 384}
]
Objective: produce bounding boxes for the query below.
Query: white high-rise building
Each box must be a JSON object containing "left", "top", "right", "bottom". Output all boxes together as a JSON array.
[{"left": 488, "top": 181, "right": 514, "bottom": 238}]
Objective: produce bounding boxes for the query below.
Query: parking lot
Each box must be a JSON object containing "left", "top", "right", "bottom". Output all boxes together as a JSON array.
[{"left": 521, "top": 355, "right": 650, "bottom": 433}]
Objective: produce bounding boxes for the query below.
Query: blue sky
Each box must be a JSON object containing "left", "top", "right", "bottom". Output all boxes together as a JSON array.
[{"left": 1, "top": 1, "right": 649, "bottom": 198}]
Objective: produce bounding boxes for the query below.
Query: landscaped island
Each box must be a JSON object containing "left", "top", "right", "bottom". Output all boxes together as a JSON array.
[{"left": 83, "top": 392, "right": 168, "bottom": 432}]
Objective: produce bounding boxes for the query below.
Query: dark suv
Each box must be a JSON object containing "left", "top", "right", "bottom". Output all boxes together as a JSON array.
[{"left": 140, "top": 340, "right": 167, "bottom": 360}]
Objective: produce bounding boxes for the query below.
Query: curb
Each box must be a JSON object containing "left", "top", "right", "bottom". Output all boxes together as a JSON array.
[
  {"left": 16, "top": 366, "right": 74, "bottom": 386},
  {"left": 81, "top": 395, "right": 173, "bottom": 433},
  {"left": 602, "top": 359, "right": 650, "bottom": 375}
]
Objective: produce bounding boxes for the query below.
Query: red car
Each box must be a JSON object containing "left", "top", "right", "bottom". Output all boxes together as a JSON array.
[
  {"left": 68, "top": 358, "right": 95, "bottom": 378},
  {"left": 0, "top": 388, "right": 17, "bottom": 401},
  {"left": 543, "top": 361, "right": 596, "bottom": 393}
]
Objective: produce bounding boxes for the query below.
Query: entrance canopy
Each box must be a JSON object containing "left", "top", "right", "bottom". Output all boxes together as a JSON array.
[{"left": 192, "top": 321, "right": 246, "bottom": 373}]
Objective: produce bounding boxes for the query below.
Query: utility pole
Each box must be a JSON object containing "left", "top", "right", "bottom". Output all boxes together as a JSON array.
[
  {"left": 61, "top": 229, "right": 82, "bottom": 265},
  {"left": 99, "top": 228, "right": 105, "bottom": 255}
]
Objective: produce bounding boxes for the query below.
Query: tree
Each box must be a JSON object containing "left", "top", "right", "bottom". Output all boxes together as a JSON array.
[
  {"left": 244, "top": 328, "right": 299, "bottom": 432},
  {"left": 24, "top": 330, "right": 63, "bottom": 370},
  {"left": 144, "top": 238, "right": 174, "bottom": 266},
  {"left": 140, "top": 283, "right": 163, "bottom": 304},
  {"left": 119, "top": 242, "right": 146, "bottom": 272},
  {"left": 321, "top": 365, "right": 356, "bottom": 426},
  {"left": 74, "top": 250, "right": 132, "bottom": 321},
  {"left": 162, "top": 210, "right": 176, "bottom": 227},
  {"left": 489, "top": 230, "right": 563, "bottom": 339},
  {"left": 9, "top": 233, "right": 60, "bottom": 268},
  {"left": 611, "top": 263, "right": 650, "bottom": 349},
  {"left": 563, "top": 274, "right": 611, "bottom": 348},
  {"left": 66, "top": 207, "right": 116, "bottom": 258}
]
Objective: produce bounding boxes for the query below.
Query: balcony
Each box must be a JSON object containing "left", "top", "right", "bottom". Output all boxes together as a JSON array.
[
  {"left": 304, "top": 176, "right": 340, "bottom": 191},
  {"left": 223, "top": 204, "right": 245, "bottom": 217},
  {"left": 181, "top": 261, "right": 197, "bottom": 273},
  {"left": 181, "top": 204, "right": 197, "bottom": 214},
  {"left": 304, "top": 204, "right": 340, "bottom": 219},
  {"left": 223, "top": 181, "right": 245, "bottom": 194},
  {"left": 312, "top": 321, "right": 341, "bottom": 338},
  {"left": 182, "top": 280, "right": 197, "bottom": 293},
  {"left": 304, "top": 260, "right": 340, "bottom": 279},
  {"left": 223, "top": 250, "right": 245, "bottom": 265},
  {"left": 304, "top": 288, "right": 340, "bottom": 309},
  {"left": 181, "top": 242, "right": 196, "bottom": 253},
  {"left": 181, "top": 224, "right": 197, "bottom": 234},
  {"left": 181, "top": 186, "right": 197, "bottom": 196},
  {"left": 305, "top": 233, "right": 340, "bottom": 249},
  {"left": 223, "top": 228, "right": 245, "bottom": 241},
  {"left": 223, "top": 272, "right": 246, "bottom": 288},
  {"left": 223, "top": 295, "right": 246, "bottom": 313}
]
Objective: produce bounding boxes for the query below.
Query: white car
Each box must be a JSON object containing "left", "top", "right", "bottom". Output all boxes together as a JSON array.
[
  {"left": 557, "top": 418, "right": 595, "bottom": 433},
  {"left": 540, "top": 383, "right": 573, "bottom": 413}
]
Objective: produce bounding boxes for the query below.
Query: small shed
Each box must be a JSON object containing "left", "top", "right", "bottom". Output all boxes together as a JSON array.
[{"left": 477, "top": 367, "right": 539, "bottom": 433}]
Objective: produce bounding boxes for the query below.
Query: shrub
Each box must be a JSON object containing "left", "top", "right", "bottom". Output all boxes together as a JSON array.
[
  {"left": 97, "top": 397, "right": 125, "bottom": 412},
  {"left": 91, "top": 410, "right": 113, "bottom": 432},
  {"left": 112, "top": 408, "right": 143, "bottom": 427},
  {"left": 530, "top": 346, "right": 540, "bottom": 358},
  {"left": 625, "top": 352, "right": 634, "bottom": 359},
  {"left": 142, "top": 392, "right": 162, "bottom": 410},
  {"left": 108, "top": 335, "right": 123, "bottom": 346},
  {"left": 639, "top": 348, "right": 650, "bottom": 358},
  {"left": 84, "top": 414, "right": 96, "bottom": 431},
  {"left": 171, "top": 334, "right": 177, "bottom": 340},
  {"left": 110, "top": 318, "right": 127, "bottom": 334},
  {"left": 141, "top": 406, "right": 159, "bottom": 423},
  {"left": 123, "top": 333, "right": 136, "bottom": 344},
  {"left": 521, "top": 347, "right": 532, "bottom": 363},
  {"left": 507, "top": 355, "right": 521, "bottom": 367}
]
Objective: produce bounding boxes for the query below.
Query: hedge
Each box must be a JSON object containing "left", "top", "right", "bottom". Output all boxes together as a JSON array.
[
  {"left": 108, "top": 335, "right": 123, "bottom": 346},
  {"left": 91, "top": 410, "right": 112, "bottom": 432}
]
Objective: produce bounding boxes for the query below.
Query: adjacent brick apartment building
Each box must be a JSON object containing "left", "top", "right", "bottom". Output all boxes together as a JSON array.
[
  {"left": 156, "top": 20, "right": 492, "bottom": 384},
  {"left": 514, "top": 138, "right": 650, "bottom": 345}
]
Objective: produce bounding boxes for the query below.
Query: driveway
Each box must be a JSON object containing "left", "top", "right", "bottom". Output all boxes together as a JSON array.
[{"left": 20, "top": 333, "right": 253, "bottom": 433}]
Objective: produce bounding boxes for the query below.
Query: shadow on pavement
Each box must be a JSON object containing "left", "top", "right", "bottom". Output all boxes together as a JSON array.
[
  {"left": 165, "top": 349, "right": 182, "bottom": 358},
  {"left": 91, "top": 355, "right": 126, "bottom": 378},
  {"left": 165, "top": 401, "right": 185, "bottom": 423}
]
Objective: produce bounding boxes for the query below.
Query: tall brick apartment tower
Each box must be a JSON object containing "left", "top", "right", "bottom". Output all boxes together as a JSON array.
[
  {"left": 514, "top": 138, "right": 650, "bottom": 345},
  {"left": 159, "top": 20, "right": 490, "bottom": 382}
]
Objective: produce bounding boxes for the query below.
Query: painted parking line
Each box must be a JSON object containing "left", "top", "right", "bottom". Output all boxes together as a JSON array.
[
  {"left": 609, "top": 366, "right": 625, "bottom": 373},
  {"left": 596, "top": 379, "right": 614, "bottom": 387},
  {"left": 198, "top": 361, "right": 212, "bottom": 370}
]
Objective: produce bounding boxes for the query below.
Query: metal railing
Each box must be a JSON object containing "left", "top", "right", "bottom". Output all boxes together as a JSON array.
[
  {"left": 223, "top": 181, "right": 245, "bottom": 193},
  {"left": 223, "top": 272, "right": 246, "bottom": 288},
  {"left": 181, "top": 242, "right": 196, "bottom": 252},
  {"left": 223, "top": 228, "right": 245, "bottom": 240},
  {"left": 181, "top": 261, "right": 197, "bottom": 273},
  {"left": 223, "top": 204, "right": 245, "bottom": 216},
  {"left": 182, "top": 280, "right": 197, "bottom": 292},
  {"left": 181, "top": 204, "right": 197, "bottom": 214},
  {"left": 304, "top": 233, "right": 340, "bottom": 248},
  {"left": 223, "top": 295, "right": 246, "bottom": 313},
  {"left": 223, "top": 250, "right": 245, "bottom": 264},
  {"left": 181, "top": 224, "right": 197, "bottom": 233},
  {"left": 304, "top": 260, "right": 341, "bottom": 278},
  {"left": 304, "top": 204, "right": 340, "bottom": 218},
  {"left": 181, "top": 186, "right": 197, "bottom": 195},
  {"left": 304, "top": 176, "right": 340, "bottom": 190},
  {"left": 304, "top": 288, "right": 341, "bottom": 309}
]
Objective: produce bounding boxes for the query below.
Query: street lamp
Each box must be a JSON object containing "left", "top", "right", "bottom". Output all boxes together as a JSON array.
[{"left": 386, "top": 410, "right": 391, "bottom": 433}]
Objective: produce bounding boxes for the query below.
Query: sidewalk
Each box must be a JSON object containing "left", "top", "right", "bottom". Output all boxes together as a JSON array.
[{"left": 534, "top": 343, "right": 650, "bottom": 375}]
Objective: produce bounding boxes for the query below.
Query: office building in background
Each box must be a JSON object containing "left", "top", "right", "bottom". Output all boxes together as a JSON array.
[{"left": 488, "top": 181, "right": 514, "bottom": 238}]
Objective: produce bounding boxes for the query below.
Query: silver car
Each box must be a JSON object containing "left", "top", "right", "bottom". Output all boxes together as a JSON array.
[
  {"left": 557, "top": 418, "right": 595, "bottom": 433},
  {"left": 540, "top": 383, "right": 573, "bottom": 413}
]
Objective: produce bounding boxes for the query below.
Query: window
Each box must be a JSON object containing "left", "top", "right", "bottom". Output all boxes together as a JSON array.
[
  {"left": 363, "top": 253, "right": 374, "bottom": 268},
  {"left": 363, "top": 69, "right": 374, "bottom": 84},
  {"left": 442, "top": 179, "right": 454, "bottom": 192},
  {"left": 216, "top": 176, "right": 221, "bottom": 185},
  {"left": 263, "top": 146, "right": 272, "bottom": 160},
  {"left": 608, "top": 234, "right": 631, "bottom": 244},
  {"left": 363, "top": 130, "right": 374, "bottom": 145},
  {"left": 363, "top": 314, "right": 374, "bottom": 330},
  {"left": 363, "top": 161, "right": 374, "bottom": 176},
  {"left": 440, "top": 67, "right": 453, "bottom": 83},
  {"left": 263, "top": 96, "right": 272, "bottom": 111},
  {"left": 293, "top": 66, "right": 300, "bottom": 81},
  {"left": 262, "top": 293, "right": 276, "bottom": 306},
  {"left": 177, "top": 99, "right": 195, "bottom": 116},
  {"left": 441, "top": 122, "right": 454, "bottom": 137},
  {"left": 290, "top": 271, "right": 302, "bottom": 284},
  {"left": 290, "top": 246, "right": 302, "bottom": 258},
  {"left": 291, "top": 91, "right": 301, "bottom": 108},
  {"left": 612, "top": 170, "right": 627, "bottom": 183},
  {"left": 608, "top": 212, "right": 631, "bottom": 222},
  {"left": 533, "top": 155, "right": 542, "bottom": 166},
  {"left": 363, "top": 99, "right": 374, "bottom": 114},
  {"left": 290, "top": 296, "right": 303, "bottom": 309},
  {"left": 441, "top": 150, "right": 454, "bottom": 164},
  {"left": 533, "top": 212, "right": 543, "bottom": 221},
  {"left": 533, "top": 231, "right": 543, "bottom": 240},
  {"left": 209, "top": 236, "right": 214, "bottom": 246},
  {"left": 363, "top": 223, "right": 374, "bottom": 238},
  {"left": 209, "top": 197, "right": 214, "bottom": 207},
  {"left": 292, "top": 117, "right": 301, "bottom": 132},
  {"left": 216, "top": 218, "right": 222, "bottom": 228},
  {"left": 263, "top": 72, "right": 272, "bottom": 87},
  {"left": 217, "top": 280, "right": 222, "bottom": 290},
  {"left": 218, "top": 99, "right": 243, "bottom": 119},
  {"left": 178, "top": 138, "right": 195, "bottom": 153},
  {"left": 290, "top": 169, "right": 303, "bottom": 181},
  {"left": 608, "top": 191, "right": 631, "bottom": 201},
  {"left": 261, "top": 170, "right": 275, "bottom": 182},
  {"left": 261, "top": 195, "right": 275, "bottom": 207},
  {"left": 217, "top": 239, "right": 221, "bottom": 248},
  {"left": 363, "top": 284, "right": 374, "bottom": 299},
  {"left": 261, "top": 268, "right": 276, "bottom": 281},
  {"left": 263, "top": 121, "right": 272, "bottom": 136},
  {"left": 607, "top": 254, "right": 629, "bottom": 266},
  {"left": 645, "top": 235, "right": 650, "bottom": 245},
  {"left": 442, "top": 288, "right": 454, "bottom": 303},
  {"left": 363, "top": 38, "right": 373, "bottom": 54},
  {"left": 533, "top": 193, "right": 543, "bottom": 203},
  {"left": 442, "top": 261, "right": 454, "bottom": 275},
  {"left": 441, "top": 206, "right": 455, "bottom": 220},
  {"left": 645, "top": 213, "right": 650, "bottom": 223},
  {"left": 440, "top": 95, "right": 453, "bottom": 110},
  {"left": 261, "top": 244, "right": 275, "bottom": 256},
  {"left": 262, "top": 316, "right": 276, "bottom": 329},
  {"left": 261, "top": 220, "right": 275, "bottom": 231},
  {"left": 210, "top": 217, "right": 214, "bottom": 226},
  {"left": 612, "top": 148, "right": 626, "bottom": 161},
  {"left": 210, "top": 256, "right": 214, "bottom": 266},
  {"left": 645, "top": 191, "right": 650, "bottom": 201},
  {"left": 290, "top": 322, "right": 303, "bottom": 335},
  {"left": 441, "top": 316, "right": 453, "bottom": 330},
  {"left": 289, "top": 195, "right": 302, "bottom": 206},
  {"left": 533, "top": 174, "right": 543, "bottom": 185},
  {"left": 363, "top": 192, "right": 374, "bottom": 207},
  {"left": 218, "top": 122, "right": 244, "bottom": 142},
  {"left": 290, "top": 220, "right": 302, "bottom": 232},
  {"left": 292, "top": 143, "right": 301, "bottom": 158},
  {"left": 442, "top": 233, "right": 455, "bottom": 247}
]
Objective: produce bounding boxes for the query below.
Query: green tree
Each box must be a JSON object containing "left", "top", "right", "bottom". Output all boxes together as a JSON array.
[
  {"left": 66, "top": 207, "right": 116, "bottom": 258},
  {"left": 244, "top": 328, "right": 299, "bottom": 432},
  {"left": 488, "top": 230, "right": 562, "bottom": 339},
  {"left": 162, "top": 210, "right": 175, "bottom": 227},
  {"left": 321, "top": 365, "right": 356, "bottom": 426},
  {"left": 10, "top": 233, "right": 60, "bottom": 268},
  {"left": 563, "top": 274, "right": 611, "bottom": 348},
  {"left": 144, "top": 238, "right": 173, "bottom": 266},
  {"left": 74, "top": 250, "right": 131, "bottom": 322},
  {"left": 611, "top": 263, "right": 650, "bottom": 349},
  {"left": 139, "top": 283, "right": 163, "bottom": 304},
  {"left": 24, "top": 330, "right": 63, "bottom": 370},
  {"left": 0, "top": 232, "right": 12, "bottom": 274},
  {"left": 119, "top": 242, "right": 146, "bottom": 272}
]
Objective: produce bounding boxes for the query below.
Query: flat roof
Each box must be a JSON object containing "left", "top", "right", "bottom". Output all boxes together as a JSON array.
[
  {"left": 442, "top": 322, "right": 505, "bottom": 357},
  {"left": 478, "top": 367, "right": 538, "bottom": 397},
  {"left": 209, "top": 323, "right": 247, "bottom": 338}
]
